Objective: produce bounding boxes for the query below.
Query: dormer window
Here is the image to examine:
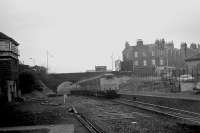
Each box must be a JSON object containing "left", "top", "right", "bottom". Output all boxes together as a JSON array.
[{"left": 137, "top": 39, "right": 143, "bottom": 46}]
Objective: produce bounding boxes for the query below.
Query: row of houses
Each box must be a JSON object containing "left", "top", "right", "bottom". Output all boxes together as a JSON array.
[{"left": 116, "top": 39, "right": 200, "bottom": 74}]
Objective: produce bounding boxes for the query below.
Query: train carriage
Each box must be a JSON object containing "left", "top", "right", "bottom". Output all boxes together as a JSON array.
[
  {"left": 71, "top": 73, "right": 119, "bottom": 98},
  {"left": 100, "top": 73, "right": 119, "bottom": 91}
]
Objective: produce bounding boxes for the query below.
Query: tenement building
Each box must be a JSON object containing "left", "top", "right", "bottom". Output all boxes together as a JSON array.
[{"left": 121, "top": 39, "right": 200, "bottom": 73}]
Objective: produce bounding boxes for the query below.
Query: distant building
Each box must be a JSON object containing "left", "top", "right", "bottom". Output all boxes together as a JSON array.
[
  {"left": 0, "top": 32, "right": 20, "bottom": 102},
  {"left": 86, "top": 70, "right": 96, "bottom": 72},
  {"left": 180, "top": 42, "right": 200, "bottom": 59},
  {"left": 185, "top": 53, "right": 200, "bottom": 74},
  {"left": 121, "top": 39, "right": 200, "bottom": 73},
  {"left": 95, "top": 66, "right": 107, "bottom": 72},
  {"left": 115, "top": 59, "right": 121, "bottom": 71}
]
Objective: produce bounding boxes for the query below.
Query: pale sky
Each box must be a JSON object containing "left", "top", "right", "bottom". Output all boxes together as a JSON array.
[{"left": 1, "top": 0, "right": 200, "bottom": 73}]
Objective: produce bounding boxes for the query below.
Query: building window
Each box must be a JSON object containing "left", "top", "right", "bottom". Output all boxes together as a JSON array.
[
  {"left": 160, "top": 59, "right": 164, "bottom": 65},
  {"left": 126, "top": 53, "right": 129, "bottom": 59},
  {"left": 152, "top": 59, "right": 156, "bottom": 65},
  {"left": 134, "top": 51, "right": 138, "bottom": 58},
  {"left": 143, "top": 60, "right": 147, "bottom": 66},
  {"left": 134, "top": 60, "right": 138, "bottom": 66},
  {"left": 160, "top": 50, "right": 164, "bottom": 56},
  {"left": 152, "top": 51, "right": 155, "bottom": 56},
  {"left": 142, "top": 52, "right": 146, "bottom": 57}
]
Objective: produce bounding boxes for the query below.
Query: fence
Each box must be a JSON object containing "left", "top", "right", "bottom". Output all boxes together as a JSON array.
[{"left": 127, "top": 67, "right": 200, "bottom": 93}]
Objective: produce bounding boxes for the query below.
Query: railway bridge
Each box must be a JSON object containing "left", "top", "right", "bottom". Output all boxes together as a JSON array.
[{"left": 45, "top": 71, "right": 132, "bottom": 92}]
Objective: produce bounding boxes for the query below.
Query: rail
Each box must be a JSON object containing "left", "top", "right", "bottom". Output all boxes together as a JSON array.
[
  {"left": 71, "top": 106, "right": 106, "bottom": 133},
  {"left": 112, "top": 98, "right": 200, "bottom": 125}
]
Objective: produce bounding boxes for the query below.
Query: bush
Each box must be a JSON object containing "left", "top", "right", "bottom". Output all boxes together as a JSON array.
[{"left": 19, "top": 71, "right": 36, "bottom": 94}]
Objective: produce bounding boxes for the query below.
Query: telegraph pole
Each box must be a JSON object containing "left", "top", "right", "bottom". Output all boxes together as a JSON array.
[
  {"left": 111, "top": 53, "right": 114, "bottom": 71},
  {"left": 166, "top": 50, "right": 169, "bottom": 66},
  {"left": 46, "top": 51, "right": 54, "bottom": 73},
  {"left": 46, "top": 51, "right": 48, "bottom": 73}
]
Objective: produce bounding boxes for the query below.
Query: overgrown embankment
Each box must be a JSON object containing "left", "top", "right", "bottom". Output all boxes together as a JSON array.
[{"left": 119, "top": 76, "right": 179, "bottom": 93}]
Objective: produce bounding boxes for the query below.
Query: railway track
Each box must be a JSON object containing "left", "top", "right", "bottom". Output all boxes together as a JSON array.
[
  {"left": 112, "top": 98, "right": 200, "bottom": 125},
  {"left": 70, "top": 106, "right": 106, "bottom": 133}
]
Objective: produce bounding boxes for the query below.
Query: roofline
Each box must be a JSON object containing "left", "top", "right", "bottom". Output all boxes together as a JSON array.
[{"left": 0, "top": 32, "right": 19, "bottom": 46}]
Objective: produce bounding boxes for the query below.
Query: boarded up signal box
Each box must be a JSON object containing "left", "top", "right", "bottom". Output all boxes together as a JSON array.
[{"left": 0, "top": 32, "right": 20, "bottom": 102}]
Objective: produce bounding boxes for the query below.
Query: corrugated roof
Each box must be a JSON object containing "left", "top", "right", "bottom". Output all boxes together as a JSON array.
[
  {"left": 0, "top": 32, "right": 19, "bottom": 46},
  {"left": 185, "top": 53, "right": 200, "bottom": 62}
]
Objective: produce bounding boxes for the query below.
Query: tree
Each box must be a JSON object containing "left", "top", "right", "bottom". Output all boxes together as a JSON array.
[
  {"left": 32, "top": 65, "right": 47, "bottom": 74},
  {"left": 19, "top": 71, "right": 36, "bottom": 94}
]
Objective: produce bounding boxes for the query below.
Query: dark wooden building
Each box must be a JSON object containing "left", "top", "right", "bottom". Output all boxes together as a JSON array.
[{"left": 0, "top": 32, "right": 20, "bottom": 102}]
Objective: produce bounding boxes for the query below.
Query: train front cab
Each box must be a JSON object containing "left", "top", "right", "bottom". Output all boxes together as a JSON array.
[{"left": 100, "top": 73, "right": 119, "bottom": 98}]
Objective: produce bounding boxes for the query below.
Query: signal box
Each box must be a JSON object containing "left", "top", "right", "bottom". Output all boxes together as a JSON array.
[{"left": 0, "top": 32, "right": 20, "bottom": 102}]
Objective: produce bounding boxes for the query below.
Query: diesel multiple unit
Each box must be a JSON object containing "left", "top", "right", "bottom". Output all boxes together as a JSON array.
[{"left": 71, "top": 73, "right": 119, "bottom": 98}]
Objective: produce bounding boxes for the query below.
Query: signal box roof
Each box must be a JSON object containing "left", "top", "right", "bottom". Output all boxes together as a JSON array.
[{"left": 0, "top": 32, "right": 19, "bottom": 46}]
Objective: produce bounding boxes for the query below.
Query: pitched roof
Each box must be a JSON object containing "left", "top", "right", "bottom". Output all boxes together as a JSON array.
[
  {"left": 185, "top": 53, "right": 200, "bottom": 62},
  {"left": 0, "top": 32, "right": 19, "bottom": 46}
]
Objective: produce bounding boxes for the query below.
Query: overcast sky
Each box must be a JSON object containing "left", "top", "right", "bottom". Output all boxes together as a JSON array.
[{"left": 0, "top": 0, "right": 200, "bottom": 73}]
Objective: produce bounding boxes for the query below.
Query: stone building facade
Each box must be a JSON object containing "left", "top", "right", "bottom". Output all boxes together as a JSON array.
[
  {"left": 121, "top": 39, "right": 200, "bottom": 73},
  {"left": 185, "top": 53, "right": 200, "bottom": 75}
]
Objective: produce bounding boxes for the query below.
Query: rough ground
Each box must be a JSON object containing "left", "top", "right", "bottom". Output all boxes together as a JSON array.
[
  {"left": 0, "top": 96, "right": 88, "bottom": 133},
  {"left": 69, "top": 95, "right": 200, "bottom": 133},
  {"left": 1, "top": 92, "right": 200, "bottom": 133},
  {"left": 119, "top": 76, "right": 175, "bottom": 93}
]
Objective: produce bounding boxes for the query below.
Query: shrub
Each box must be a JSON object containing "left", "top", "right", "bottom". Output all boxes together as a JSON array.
[{"left": 19, "top": 71, "right": 36, "bottom": 94}]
